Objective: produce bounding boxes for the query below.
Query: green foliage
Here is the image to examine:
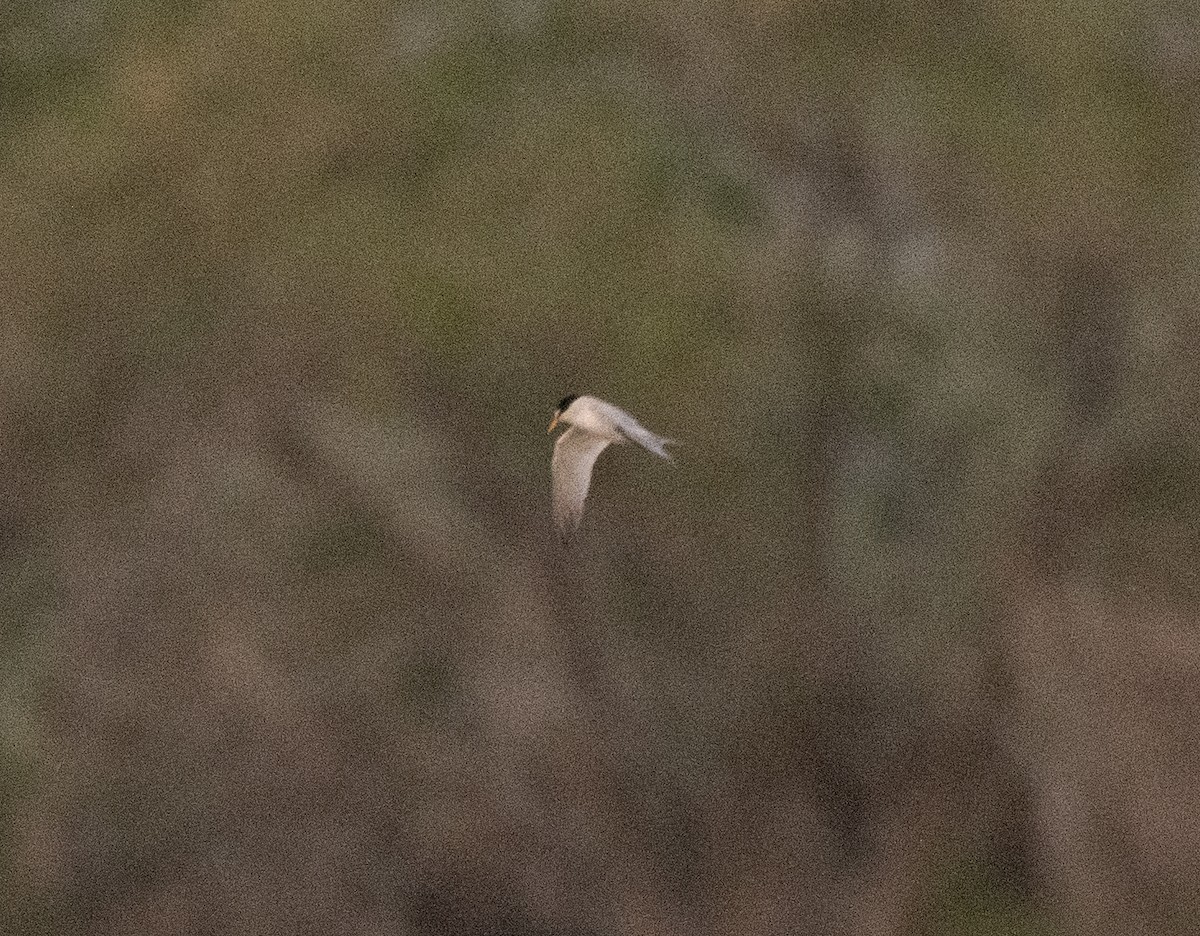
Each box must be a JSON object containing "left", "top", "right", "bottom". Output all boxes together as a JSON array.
[
  {"left": 1, "top": 0, "right": 1197, "bottom": 932},
  {"left": 924, "top": 860, "right": 1061, "bottom": 936}
]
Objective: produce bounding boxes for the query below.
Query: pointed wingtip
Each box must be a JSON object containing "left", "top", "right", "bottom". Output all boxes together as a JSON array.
[{"left": 555, "top": 515, "right": 580, "bottom": 545}]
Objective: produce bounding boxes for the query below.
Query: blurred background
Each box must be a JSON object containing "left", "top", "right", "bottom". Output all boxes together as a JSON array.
[{"left": 2, "top": 1, "right": 1199, "bottom": 933}]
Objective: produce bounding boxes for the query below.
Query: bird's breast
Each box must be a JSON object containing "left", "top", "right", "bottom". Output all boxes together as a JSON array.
[{"left": 568, "top": 410, "right": 619, "bottom": 439}]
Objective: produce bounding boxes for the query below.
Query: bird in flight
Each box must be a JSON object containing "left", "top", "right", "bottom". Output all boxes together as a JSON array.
[{"left": 547, "top": 394, "right": 673, "bottom": 540}]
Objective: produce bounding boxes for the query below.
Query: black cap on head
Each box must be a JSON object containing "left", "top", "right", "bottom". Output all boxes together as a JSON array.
[{"left": 556, "top": 394, "right": 578, "bottom": 413}]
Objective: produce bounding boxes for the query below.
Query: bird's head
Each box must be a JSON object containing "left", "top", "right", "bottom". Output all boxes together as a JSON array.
[{"left": 548, "top": 393, "right": 578, "bottom": 433}]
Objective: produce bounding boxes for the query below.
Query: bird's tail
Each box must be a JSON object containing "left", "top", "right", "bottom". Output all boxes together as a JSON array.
[{"left": 620, "top": 421, "right": 677, "bottom": 460}]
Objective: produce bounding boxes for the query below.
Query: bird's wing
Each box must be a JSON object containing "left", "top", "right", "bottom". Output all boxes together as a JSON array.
[
  {"left": 552, "top": 426, "right": 611, "bottom": 538},
  {"left": 597, "top": 401, "right": 674, "bottom": 460}
]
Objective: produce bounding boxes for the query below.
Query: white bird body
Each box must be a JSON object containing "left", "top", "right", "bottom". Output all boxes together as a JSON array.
[{"left": 548, "top": 394, "right": 673, "bottom": 539}]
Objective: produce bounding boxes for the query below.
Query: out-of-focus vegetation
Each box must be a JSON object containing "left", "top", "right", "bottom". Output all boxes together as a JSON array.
[{"left": 2, "top": 1, "right": 1199, "bottom": 933}]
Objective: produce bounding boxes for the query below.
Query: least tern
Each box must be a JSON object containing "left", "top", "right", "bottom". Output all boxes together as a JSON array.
[{"left": 547, "top": 394, "right": 673, "bottom": 539}]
